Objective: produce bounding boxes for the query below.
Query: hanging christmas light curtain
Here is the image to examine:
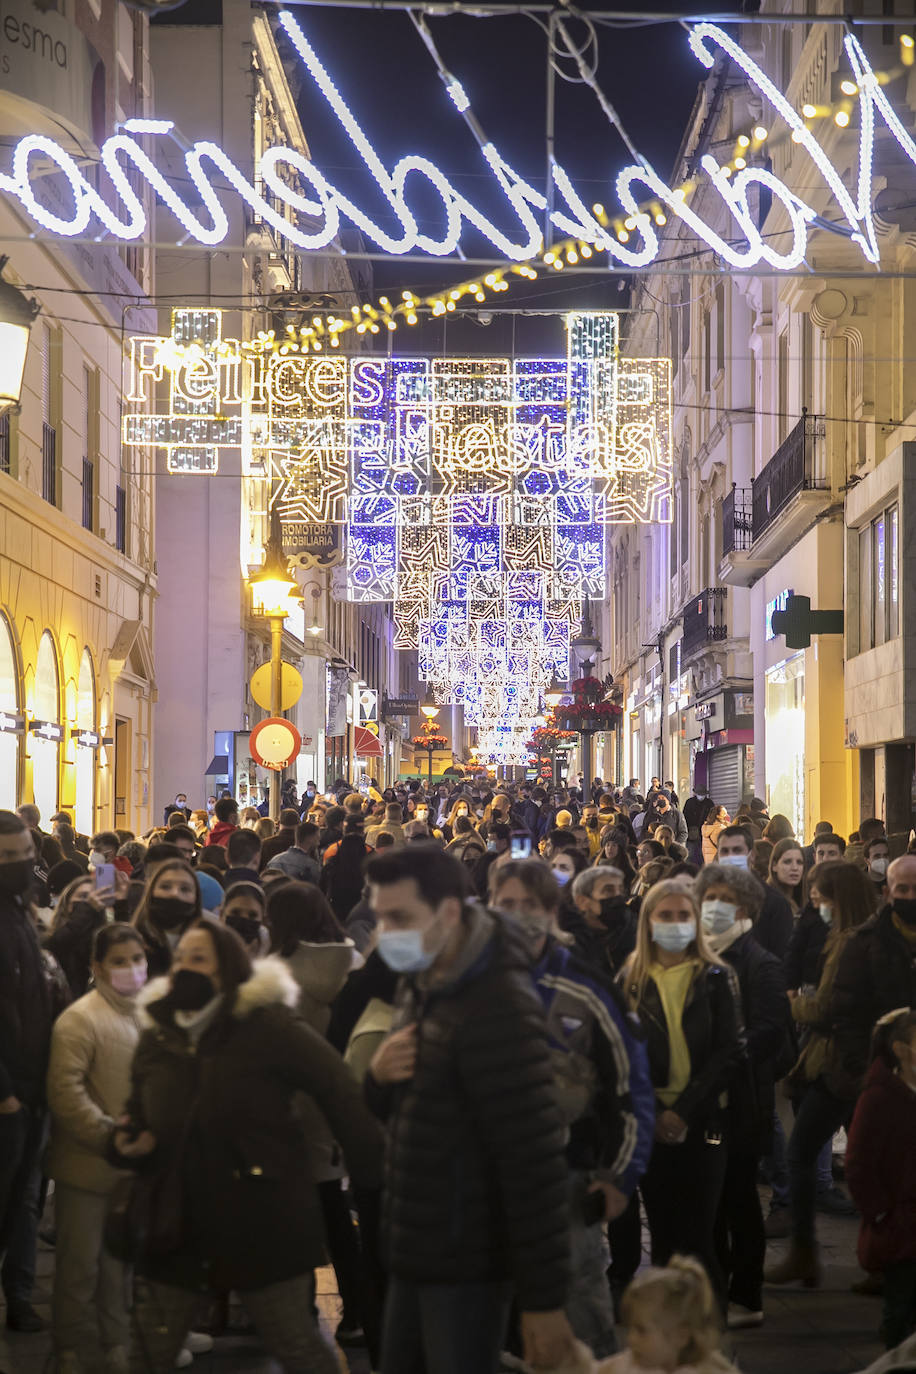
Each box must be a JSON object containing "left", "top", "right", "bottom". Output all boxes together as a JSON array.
[{"left": 124, "top": 307, "right": 671, "bottom": 741}]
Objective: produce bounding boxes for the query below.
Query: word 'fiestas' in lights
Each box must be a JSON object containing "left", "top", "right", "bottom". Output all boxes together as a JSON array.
[{"left": 0, "top": 18, "right": 911, "bottom": 268}]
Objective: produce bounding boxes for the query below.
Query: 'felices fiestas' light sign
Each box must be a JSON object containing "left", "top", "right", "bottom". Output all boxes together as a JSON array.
[{"left": 0, "top": 16, "right": 909, "bottom": 268}]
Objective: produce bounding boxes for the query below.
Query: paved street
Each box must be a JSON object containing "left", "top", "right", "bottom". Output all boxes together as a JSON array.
[{"left": 1, "top": 1204, "right": 886, "bottom": 1374}]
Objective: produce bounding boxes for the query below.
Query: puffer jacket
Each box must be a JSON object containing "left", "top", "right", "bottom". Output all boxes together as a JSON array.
[
  {"left": 366, "top": 907, "right": 570, "bottom": 1312},
  {"left": 47, "top": 981, "right": 140, "bottom": 1193},
  {"left": 115, "top": 958, "right": 383, "bottom": 1291},
  {"left": 629, "top": 961, "right": 747, "bottom": 1131},
  {"left": 846, "top": 1055, "right": 916, "bottom": 1272}
]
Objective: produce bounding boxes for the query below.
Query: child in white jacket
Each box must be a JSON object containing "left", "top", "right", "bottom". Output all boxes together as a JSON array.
[{"left": 47, "top": 922, "right": 147, "bottom": 1373}]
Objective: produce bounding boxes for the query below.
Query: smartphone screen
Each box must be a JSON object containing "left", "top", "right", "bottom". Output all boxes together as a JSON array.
[
  {"left": 94, "top": 862, "right": 116, "bottom": 892},
  {"left": 510, "top": 833, "right": 532, "bottom": 859}
]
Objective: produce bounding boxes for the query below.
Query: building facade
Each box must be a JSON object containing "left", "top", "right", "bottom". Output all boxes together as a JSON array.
[
  {"left": 607, "top": 2, "right": 916, "bottom": 838},
  {"left": 0, "top": 0, "right": 156, "bottom": 834}
]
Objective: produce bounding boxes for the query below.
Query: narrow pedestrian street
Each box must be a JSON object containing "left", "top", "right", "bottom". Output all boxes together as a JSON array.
[{"left": 2, "top": 1206, "right": 886, "bottom": 1374}]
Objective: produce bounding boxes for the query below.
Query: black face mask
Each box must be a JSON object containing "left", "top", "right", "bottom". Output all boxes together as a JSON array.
[
  {"left": 225, "top": 914, "right": 262, "bottom": 948},
  {"left": 168, "top": 969, "right": 216, "bottom": 1011},
  {"left": 599, "top": 895, "right": 628, "bottom": 928},
  {"left": 893, "top": 897, "right": 916, "bottom": 928},
  {"left": 0, "top": 859, "right": 35, "bottom": 897},
  {"left": 149, "top": 895, "right": 195, "bottom": 931}
]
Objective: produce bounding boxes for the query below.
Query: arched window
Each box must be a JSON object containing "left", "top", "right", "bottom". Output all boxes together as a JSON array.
[
  {"left": 74, "top": 648, "right": 96, "bottom": 835},
  {"left": 32, "top": 631, "right": 60, "bottom": 824},
  {"left": 0, "top": 614, "right": 20, "bottom": 809}
]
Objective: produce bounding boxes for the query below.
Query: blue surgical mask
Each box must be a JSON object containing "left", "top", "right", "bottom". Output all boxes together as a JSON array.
[
  {"left": 651, "top": 919, "right": 696, "bottom": 953},
  {"left": 487, "top": 841, "right": 498, "bottom": 853},
  {"left": 701, "top": 899, "right": 738, "bottom": 936},
  {"left": 377, "top": 928, "right": 436, "bottom": 973},
  {"left": 718, "top": 854, "right": 748, "bottom": 869},
  {"left": 818, "top": 903, "right": 833, "bottom": 926},
  {"left": 551, "top": 868, "right": 571, "bottom": 887}
]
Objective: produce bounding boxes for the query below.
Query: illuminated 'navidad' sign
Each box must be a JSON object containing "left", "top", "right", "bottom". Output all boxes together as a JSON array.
[{"left": 0, "top": 17, "right": 910, "bottom": 268}]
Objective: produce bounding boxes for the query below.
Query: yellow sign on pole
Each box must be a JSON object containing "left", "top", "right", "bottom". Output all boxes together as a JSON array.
[{"left": 250, "top": 662, "right": 303, "bottom": 712}]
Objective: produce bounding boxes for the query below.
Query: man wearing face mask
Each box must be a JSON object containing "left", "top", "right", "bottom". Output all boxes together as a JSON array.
[
  {"left": 694, "top": 864, "right": 791, "bottom": 1329},
  {"left": 715, "top": 826, "right": 794, "bottom": 962},
  {"left": 644, "top": 793, "right": 688, "bottom": 847},
  {"left": 0, "top": 811, "right": 53, "bottom": 1335},
  {"left": 832, "top": 853, "right": 916, "bottom": 1094},
  {"left": 570, "top": 867, "right": 638, "bottom": 977},
  {"left": 365, "top": 844, "right": 578, "bottom": 1374},
  {"left": 488, "top": 859, "right": 654, "bottom": 1360},
  {"left": 864, "top": 836, "right": 890, "bottom": 900},
  {"left": 683, "top": 784, "right": 715, "bottom": 867}
]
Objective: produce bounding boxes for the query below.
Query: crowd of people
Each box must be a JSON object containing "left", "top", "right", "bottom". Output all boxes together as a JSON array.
[{"left": 0, "top": 769, "right": 915, "bottom": 1374}]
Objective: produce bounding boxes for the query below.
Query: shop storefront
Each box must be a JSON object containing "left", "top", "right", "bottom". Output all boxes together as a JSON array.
[
  {"left": 688, "top": 690, "right": 755, "bottom": 816},
  {"left": 0, "top": 613, "right": 22, "bottom": 809},
  {"left": 764, "top": 653, "right": 806, "bottom": 838}
]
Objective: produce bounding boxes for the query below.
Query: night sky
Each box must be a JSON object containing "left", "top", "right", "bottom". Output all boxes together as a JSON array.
[{"left": 162, "top": 0, "right": 743, "bottom": 354}]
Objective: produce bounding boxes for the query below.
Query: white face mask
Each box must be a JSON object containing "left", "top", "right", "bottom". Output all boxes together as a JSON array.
[
  {"left": 819, "top": 903, "right": 833, "bottom": 926},
  {"left": 89, "top": 850, "right": 107, "bottom": 868},
  {"left": 701, "top": 899, "right": 739, "bottom": 936},
  {"left": 870, "top": 856, "right": 888, "bottom": 877},
  {"left": 718, "top": 853, "right": 748, "bottom": 869},
  {"left": 651, "top": 919, "right": 696, "bottom": 953}
]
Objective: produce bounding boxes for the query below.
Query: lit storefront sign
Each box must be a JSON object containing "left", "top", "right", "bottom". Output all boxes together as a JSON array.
[
  {"left": 766, "top": 588, "right": 794, "bottom": 642},
  {"left": 0, "top": 711, "right": 25, "bottom": 734},
  {"left": 29, "top": 718, "right": 64, "bottom": 742},
  {"left": 0, "top": 18, "right": 910, "bottom": 274},
  {"left": 71, "top": 728, "right": 112, "bottom": 749}
]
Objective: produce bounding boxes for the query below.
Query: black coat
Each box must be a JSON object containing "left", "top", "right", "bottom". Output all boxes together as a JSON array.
[
  {"left": 832, "top": 906, "right": 916, "bottom": 1091},
  {"left": 632, "top": 962, "right": 747, "bottom": 1132},
  {"left": 567, "top": 901, "right": 638, "bottom": 979},
  {"left": 720, "top": 932, "right": 793, "bottom": 1153},
  {"left": 0, "top": 893, "right": 52, "bottom": 1104},
  {"left": 45, "top": 900, "right": 108, "bottom": 998},
  {"left": 784, "top": 905, "right": 828, "bottom": 990},
  {"left": 366, "top": 909, "right": 570, "bottom": 1312},
  {"left": 755, "top": 886, "right": 794, "bottom": 962},
  {"left": 117, "top": 959, "right": 383, "bottom": 1291}
]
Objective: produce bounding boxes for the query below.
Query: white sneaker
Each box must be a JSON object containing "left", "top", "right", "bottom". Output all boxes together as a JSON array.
[
  {"left": 104, "top": 1349, "right": 129, "bottom": 1374},
  {"left": 727, "top": 1303, "right": 764, "bottom": 1329},
  {"left": 174, "top": 1351, "right": 193, "bottom": 1369},
  {"left": 185, "top": 1332, "right": 214, "bottom": 1354}
]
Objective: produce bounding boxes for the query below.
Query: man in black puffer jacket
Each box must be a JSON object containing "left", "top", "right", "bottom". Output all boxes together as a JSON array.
[{"left": 365, "top": 844, "right": 574, "bottom": 1374}]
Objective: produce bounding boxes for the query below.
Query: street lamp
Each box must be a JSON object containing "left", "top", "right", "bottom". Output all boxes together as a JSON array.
[
  {"left": 0, "top": 258, "right": 39, "bottom": 412},
  {"left": 420, "top": 684, "right": 440, "bottom": 720},
  {"left": 249, "top": 510, "right": 297, "bottom": 821},
  {"left": 545, "top": 675, "right": 566, "bottom": 710}
]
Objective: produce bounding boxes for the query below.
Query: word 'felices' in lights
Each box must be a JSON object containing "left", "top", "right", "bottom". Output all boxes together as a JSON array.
[{"left": 0, "top": 19, "right": 911, "bottom": 269}]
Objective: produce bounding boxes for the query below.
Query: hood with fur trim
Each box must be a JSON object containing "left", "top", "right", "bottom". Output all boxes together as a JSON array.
[{"left": 136, "top": 955, "right": 299, "bottom": 1031}]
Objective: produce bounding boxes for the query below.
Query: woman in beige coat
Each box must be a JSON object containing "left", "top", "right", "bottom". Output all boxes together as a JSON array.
[
  {"left": 46, "top": 922, "right": 147, "bottom": 1374},
  {"left": 701, "top": 805, "right": 731, "bottom": 864}
]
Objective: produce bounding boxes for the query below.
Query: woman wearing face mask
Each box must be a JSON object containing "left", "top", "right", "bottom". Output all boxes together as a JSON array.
[
  {"left": 766, "top": 862, "right": 878, "bottom": 1288},
  {"left": 444, "top": 813, "right": 486, "bottom": 863},
  {"left": 221, "top": 882, "right": 270, "bottom": 957},
  {"left": 693, "top": 865, "right": 790, "bottom": 1329},
  {"left": 768, "top": 839, "right": 806, "bottom": 916},
  {"left": 46, "top": 872, "right": 131, "bottom": 999},
  {"left": 620, "top": 881, "right": 745, "bottom": 1303},
  {"left": 442, "top": 797, "right": 474, "bottom": 845},
  {"left": 47, "top": 923, "right": 148, "bottom": 1372},
  {"left": 111, "top": 920, "right": 383, "bottom": 1371},
  {"left": 701, "top": 807, "right": 731, "bottom": 866},
  {"left": 549, "top": 846, "right": 588, "bottom": 929},
  {"left": 131, "top": 860, "right": 202, "bottom": 977},
  {"left": 594, "top": 827, "right": 637, "bottom": 888}
]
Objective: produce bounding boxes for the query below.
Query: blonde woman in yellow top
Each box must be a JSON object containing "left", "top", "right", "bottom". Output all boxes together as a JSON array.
[{"left": 620, "top": 880, "right": 746, "bottom": 1307}]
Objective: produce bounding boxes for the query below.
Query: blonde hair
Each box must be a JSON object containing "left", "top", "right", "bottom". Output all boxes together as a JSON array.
[
  {"left": 621, "top": 1255, "right": 723, "bottom": 1365},
  {"left": 622, "top": 879, "right": 723, "bottom": 1011}
]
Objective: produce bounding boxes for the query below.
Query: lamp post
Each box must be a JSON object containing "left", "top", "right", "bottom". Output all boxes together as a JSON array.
[
  {"left": 420, "top": 685, "right": 440, "bottom": 789},
  {"left": 570, "top": 600, "right": 602, "bottom": 800},
  {"left": 249, "top": 511, "right": 297, "bottom": 822},
  {"left": 0, "top": 258, "right": 39, "bottom": 412}
]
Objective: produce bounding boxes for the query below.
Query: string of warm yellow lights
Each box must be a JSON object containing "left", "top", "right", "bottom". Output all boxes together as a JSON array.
[{"left": 194, "top": 43, "right": 913, "bottom": 360}]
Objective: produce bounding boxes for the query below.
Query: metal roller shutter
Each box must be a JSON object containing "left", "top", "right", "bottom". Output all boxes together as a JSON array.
[{"left": 707, "top": 746, "right": 744, "bottom": 817}]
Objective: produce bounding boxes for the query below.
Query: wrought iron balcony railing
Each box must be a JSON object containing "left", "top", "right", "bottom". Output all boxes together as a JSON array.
[
  {"left": 721, "top": 483, "right": 753, "bottom": 556},
  {"left": 681, "top": 587, "right": 727, "bottom": 656},
  {"left": 751, "top": 410, "right": 826, "bottom": 541}
]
